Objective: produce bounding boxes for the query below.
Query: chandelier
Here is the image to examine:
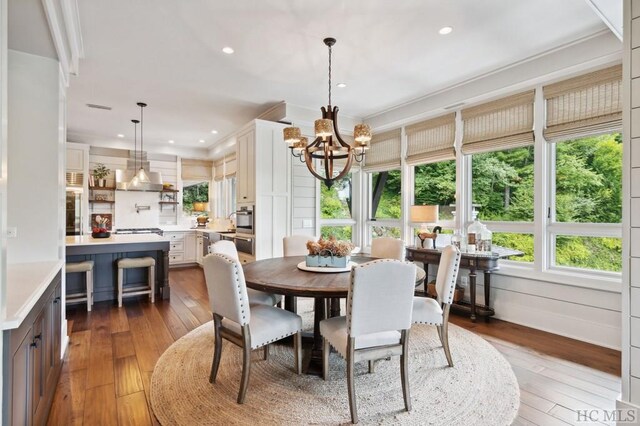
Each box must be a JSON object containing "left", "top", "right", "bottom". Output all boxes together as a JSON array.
[{"left": 283, "top": 37, "right": 372, "bottom": 188}]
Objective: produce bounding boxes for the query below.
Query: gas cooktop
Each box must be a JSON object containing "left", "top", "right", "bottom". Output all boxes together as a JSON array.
[{"left": 114, "top": 228, "right": 163, "bottom": 236}]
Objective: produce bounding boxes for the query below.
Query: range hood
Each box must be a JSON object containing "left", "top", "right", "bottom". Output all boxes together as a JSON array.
[{"left": 115, "top": 151, "right": 163, "bottom": 191}]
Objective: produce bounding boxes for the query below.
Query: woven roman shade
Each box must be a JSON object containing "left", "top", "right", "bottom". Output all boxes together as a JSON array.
[
  {"left": 543, "top": 65, "right": 622, "bottom": 142},
  {"left": 362, "top": 128, "right": 402, "bottom": 171},
  {"left": 461, "top": 91, "right": 534, "bottom": 155},
  {"left": 406, "top": 113, "right": 456, "bottom": 165},
  {"left": 182, "top": 159, "right": 213, "bottom": 181}
]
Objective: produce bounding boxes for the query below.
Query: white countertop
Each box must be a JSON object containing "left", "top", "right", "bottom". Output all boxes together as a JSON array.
[
  {"left": 4, "top": 260, "right": 64, "bottom": 330},
  {"left": 66, "top": 234, "right": 169, "bottom": 246}
]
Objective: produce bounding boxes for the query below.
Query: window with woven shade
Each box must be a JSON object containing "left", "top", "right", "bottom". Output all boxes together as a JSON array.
[
  {"left": 182, "top": 159, "right": 213, "bottom": 181},
  {"left": 543, "top": 64, "right": 622, "bottom": 142},
  {"left": 362, "top": 128, "right": 402, "bottom": 171},
  {"left": 406, "top": 113, "right": 456, "bottom": 165},
  {"left": 461, "top": 90, "right": 535, "bottom": 155}
]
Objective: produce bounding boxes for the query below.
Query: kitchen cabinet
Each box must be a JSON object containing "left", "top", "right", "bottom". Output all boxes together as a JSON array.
[
  {"left": 196, "top": 233, "right": 204, "bottom": 265},
  {"left": 166, "top": 231, "right": 197, "bottom": 266},
  {"left": 66, "top": 146, "right": 85, "bottom": 172},
  {"left": 3, "top": 272, "right": 62, "bottom": 426},
  {"left": 233, "top": 120, "right": 290, "bottom": 260},
  {"left": 236, "top": 129, "right": 255, "bottom": 204}
]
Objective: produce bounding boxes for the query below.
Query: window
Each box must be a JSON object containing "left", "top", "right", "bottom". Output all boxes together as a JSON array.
[
  {"left": 493, "top": 232, "right": 534, "bottom": 263},
  {"left": 472, "top": 146, "right": 534, "bottom": 222},
  {"left": 183, "top": 181, "right": 209, "bottom": 215},
  {"left": 212, "top": 176, "right": 236, "bottom": 219},
  {"left": 551, "top": 133, "right": 622, "bottom": 273},
  {"left": 367, "top": 169, "right": 402, "bottom": 240},
  {"left": 320, "top": 174, "right": 356, "bottom": 241},
  {"left": 414, "top": 160, "right": 456, "bottom": 221}
]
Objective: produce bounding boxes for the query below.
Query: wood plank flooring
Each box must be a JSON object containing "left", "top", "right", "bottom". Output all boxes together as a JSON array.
[{"left": 47, "top": 266, "right": 621, "bottom": 426}]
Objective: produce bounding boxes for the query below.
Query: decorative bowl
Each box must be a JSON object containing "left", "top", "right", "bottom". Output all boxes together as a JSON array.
[{"left": 91, "top": 231, "right": 111, "bottom": 239}]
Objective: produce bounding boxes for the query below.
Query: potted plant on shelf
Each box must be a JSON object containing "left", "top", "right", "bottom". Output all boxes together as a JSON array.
[{"left": 92, "top": 163, "right": 111, "bottom": 187}]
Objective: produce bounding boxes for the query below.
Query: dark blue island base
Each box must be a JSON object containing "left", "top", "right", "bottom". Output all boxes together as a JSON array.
[{"left": 66, "top": 237, "right": 170, "bottom": 304}]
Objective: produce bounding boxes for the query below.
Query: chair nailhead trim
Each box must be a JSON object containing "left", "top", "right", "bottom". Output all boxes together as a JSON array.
[{"left": 251, "top": 328, "right": 302, "bottom": 349}]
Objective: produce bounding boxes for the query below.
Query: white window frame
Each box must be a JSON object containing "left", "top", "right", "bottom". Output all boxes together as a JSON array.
[
  {"left": 364, "top": 168, "right": 403, "bottom": 250},
  {"left": 318, "top": 169, "right": 359, "bottom": 242}
]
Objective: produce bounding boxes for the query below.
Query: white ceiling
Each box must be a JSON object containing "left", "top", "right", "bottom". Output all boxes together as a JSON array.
[{"left": 62, "top": 0, "right": 608, "bottom": 150}]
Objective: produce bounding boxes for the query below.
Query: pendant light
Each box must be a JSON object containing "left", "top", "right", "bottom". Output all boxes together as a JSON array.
[
  {"left": 135, "top": 102, "right": 150, "bottom": 183},
  {"left": 129, "top": 119, "right": 141, "bottom": 187}
]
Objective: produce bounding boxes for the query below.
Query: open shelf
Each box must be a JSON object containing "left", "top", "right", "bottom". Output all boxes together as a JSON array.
[
  {"left": 89, "top": 186, "right": 116, "bottom": 190},
  {"left": 159, "top": 201, "right": 179, "bottom": 205},
  {"left": 89, "top": 200, "right": 115, "bottom": 204},
  {"left": 161, "top": 188, "right": 179, "bottom": 193}
]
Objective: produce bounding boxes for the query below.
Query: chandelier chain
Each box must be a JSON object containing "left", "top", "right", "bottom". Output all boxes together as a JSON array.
[{"left": 328, "top": 43, "right": 332, "bottom": 107}]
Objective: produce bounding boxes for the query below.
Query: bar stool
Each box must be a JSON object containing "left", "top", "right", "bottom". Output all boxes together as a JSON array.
[
  {"left": 65, "top": 260, "right": 94, "bottom": 311},
  {"left": 116, "top": 257, "right": 156, "bottom": 308}
]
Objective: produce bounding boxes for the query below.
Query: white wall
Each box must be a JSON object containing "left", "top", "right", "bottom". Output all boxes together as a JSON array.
[
  {"left": 114, "top": 191, "right": 160, "bottom": 229},
  {"left": 291, "top": 160, "right": 316, "bottom": 237},
  {"left": 7, "top": 50, "right": 61, "bottom": 264},
  {"left": 0, "top": 0, "right": 7, "bottom": 407}
]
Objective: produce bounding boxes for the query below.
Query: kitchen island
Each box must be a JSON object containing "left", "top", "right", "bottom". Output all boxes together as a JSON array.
[{"left": 65, "top": 234, "right": 171, "bottom": 303}]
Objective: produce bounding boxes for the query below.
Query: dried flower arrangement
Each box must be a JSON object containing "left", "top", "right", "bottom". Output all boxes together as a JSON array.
[{"left": 306, "top": 236, "right": 354, "bottom": 258}]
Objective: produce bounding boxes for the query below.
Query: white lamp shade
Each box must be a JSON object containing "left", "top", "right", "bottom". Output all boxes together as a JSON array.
[{"left": 410, "top": 205, "right": 438, "bottom": 223}]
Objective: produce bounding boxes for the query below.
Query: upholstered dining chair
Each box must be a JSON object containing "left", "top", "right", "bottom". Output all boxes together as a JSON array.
[
  {"left": 370, "top": 237, "right": 405, "bottom": 261},
  {"left": 412, "top": 245, "right": 461, "bottom": 367},
  {"left": 210, "top": 240, "right": 282, "bottom": 307},
  {"left": 282, "top": 235, "right": 317, "bottom": 313},
  {"left": 320, "top": 259, "right": 416, "bottom": 424},
  {"left": 203, "top": 253, "right": 303, "bottom": 404}
]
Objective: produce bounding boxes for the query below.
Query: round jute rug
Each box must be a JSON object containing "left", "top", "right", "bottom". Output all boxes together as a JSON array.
[{"left": 150, "top": 314, "right": 519, "bottom": 426}]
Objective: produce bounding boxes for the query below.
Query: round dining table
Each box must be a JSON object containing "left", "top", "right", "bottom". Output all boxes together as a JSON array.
[{"left": 242, "top": 255, "right": 426, "bottom": 375}]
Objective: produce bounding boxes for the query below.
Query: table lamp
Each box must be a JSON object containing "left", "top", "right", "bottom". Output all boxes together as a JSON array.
[{"left": 410, "top": 205, "right": 440, "bottom": 249}]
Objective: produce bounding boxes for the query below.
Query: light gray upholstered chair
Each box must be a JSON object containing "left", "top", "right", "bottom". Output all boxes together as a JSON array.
[
  {"left": 371, "top": 237, "right": 405, "bottom": 261},
  {"left": 412, "top": 245, "right": 461, "bottom": 367},
  {"left": 209, "top": 240, "right": 282, "bottom": 306},
  {"left": 282, "top": 235, "right": 318, "bottom": 313},
  {"left": 203, "top": 253, "right": 303, "bottom": 404},
  {"left": 283, "top": 234, "right": 315, "bottom": 256},
  {"left": 320, "top": 259, "right": 416, "bottom": 424}
]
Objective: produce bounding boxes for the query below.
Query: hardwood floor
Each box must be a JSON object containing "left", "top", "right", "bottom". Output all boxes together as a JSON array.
[{"left": 47, "top": 266, "right": 621, "bottom": 426}]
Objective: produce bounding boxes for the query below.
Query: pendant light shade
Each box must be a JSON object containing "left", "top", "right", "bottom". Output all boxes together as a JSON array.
[{"left": 283, "top": 127, "right": 302, "bottom": 145}]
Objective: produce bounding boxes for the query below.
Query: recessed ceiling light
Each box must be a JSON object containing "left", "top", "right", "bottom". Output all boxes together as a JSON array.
[
  {"left": 439, "top": 26, "right": 453, "bottom": 35},
  {"left": 211, "top": 129, "right": 218, "bottom": 134},
  {"left": 199, "top": 139, "right": 205, "bottom": 143},
  {"left": 168, "top": 140, "right": 175, "bottom": 144},
  {"left": 222, "top": 47, "right": 234, "bottom": 54},
  {"left": 117, "top": 134, "right": 125, "bottom": 138},
  {"left": 337, "top": 83, "right": 347, "bottom": 88}
]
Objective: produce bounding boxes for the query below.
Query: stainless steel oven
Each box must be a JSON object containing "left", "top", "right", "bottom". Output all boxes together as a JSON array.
[
  {"left": 234, "top": 235, "right": 255, "bottom": 256},
  {"left": 235, "top": 205, "right": 254, "bottom": 236}
]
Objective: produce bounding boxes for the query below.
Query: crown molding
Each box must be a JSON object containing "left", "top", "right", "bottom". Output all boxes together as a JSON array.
[{"left": 42, "top": 0, "right": 83, "bottom": 86}]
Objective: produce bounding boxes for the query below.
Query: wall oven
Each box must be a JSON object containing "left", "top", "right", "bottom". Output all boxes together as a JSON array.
[
  {"left": 235, "top": 205, "right": 254, "bottom": 236},
  {"left": 234, "top": 235, "right": 255, "bottom": 257}
]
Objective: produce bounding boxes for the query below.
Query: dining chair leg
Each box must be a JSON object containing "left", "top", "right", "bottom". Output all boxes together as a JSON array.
[
  {"left": 436, "top": 324, "right": 443, "bottom": 343},
  {"left": 263, "top": 344, "right": 269, "bottom": 361},
  {"left": 400, "top": 329, "right": 411, "bottom": 412},
  {"left": 347, "top": 337, "right": 358, "bottom": 424},
  {"left": 368, "top": 360, "right": 375, "bottom": 374},
  {"left": 294, "top": 331, "right": 302, "bottom": 374},
  {"left": 238, "top": 325, "right": 252, "bottom": 404},
  {"left": 210, "top": 314, "right": 223, "bottom": 384},
  {"left": 441, "top": 305, "right": 453, "bottom": 367},
  {"left": 322, "top": 337, "right": 330, "bottom": 381}
]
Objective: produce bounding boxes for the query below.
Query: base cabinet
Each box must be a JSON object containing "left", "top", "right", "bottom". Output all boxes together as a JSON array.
[
  {"left": 3, "top": 272, "right": 62, "bottom": 426},
  {"left": 166, "top": 231, "right": 198, "bottom": 266}
]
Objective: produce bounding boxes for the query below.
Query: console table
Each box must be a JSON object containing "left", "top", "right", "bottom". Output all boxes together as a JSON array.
[{"left": 405, "top": 246, "right": 523, "bottom": 322}]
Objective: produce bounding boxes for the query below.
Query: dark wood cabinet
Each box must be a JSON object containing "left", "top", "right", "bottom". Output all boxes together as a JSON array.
[{"left": 3, "top": 271, "right": 63, "bottom": 426}]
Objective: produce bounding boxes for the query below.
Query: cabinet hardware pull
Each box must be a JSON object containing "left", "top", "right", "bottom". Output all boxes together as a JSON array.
[{"left": 34, "top": 333, "right": 42, "bottom": 340}]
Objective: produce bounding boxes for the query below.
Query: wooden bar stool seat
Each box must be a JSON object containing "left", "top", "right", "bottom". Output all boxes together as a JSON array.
[
  {"left": 66, "top": 260, "right": 94, "bottom": 311},
  {"left": 117, "top": 256, "right": 155, "bottom": 308}
]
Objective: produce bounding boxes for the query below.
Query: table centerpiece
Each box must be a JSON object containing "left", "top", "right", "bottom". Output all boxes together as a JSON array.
[{"left": 305, "top": 237, "right": 354, "bottom": 268}]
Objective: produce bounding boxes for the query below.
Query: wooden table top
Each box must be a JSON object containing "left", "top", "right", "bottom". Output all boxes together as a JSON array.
[{"left": 243, "top": 256, "right": 426, "bottom": 298}]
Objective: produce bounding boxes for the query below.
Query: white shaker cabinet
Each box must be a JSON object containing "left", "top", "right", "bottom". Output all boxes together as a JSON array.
[
  {"left": 184, "top": 231, "right": 197, "bottom": 262},
  {"left": 66, "top": 145, "right": 85, "bottom": 172},
  {"left": 234, "top": 119, "right": 291, "bottom": 260},
  {"left": 165, "top": 231, "right": 197, "bottom": 266},
  {"left": 236, "top": 129, "right": 256, "bottom": 204}
]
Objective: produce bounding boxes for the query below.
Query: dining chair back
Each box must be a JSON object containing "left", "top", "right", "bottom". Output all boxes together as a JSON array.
[
  {"left": 209, "top": 240, "right": 281, "bottom": 307},
  {"left": 210, "top": 240, "right": 239, "bottom": 260},
  {"left": 203, "top": 253, "right": 250, "bottom": 325},
  {"left": 283, "top": 235, "right": 315, "bottom": 257},
  {"left": 320, "top": 259, "right": 416, "bottom": 423},
  {"left": 371, "top": 237, "right": 404, "bottom": 261},
  {"left": 348, "top": 260, "right": 416, "bottom": 337},
  {"left": 203, "top": 253, "right": 302, "bottom": 404},
  {"left": 434, "top": 245, "right": 462, "bottom": 306}
]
